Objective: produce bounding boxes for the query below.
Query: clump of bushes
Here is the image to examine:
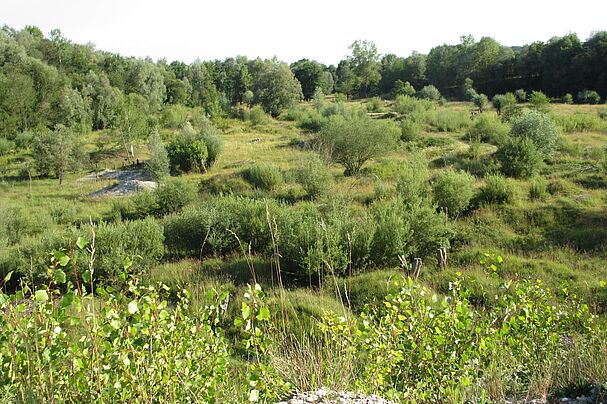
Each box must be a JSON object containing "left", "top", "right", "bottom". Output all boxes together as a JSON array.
[
  {"left": 510, "top": 111, "right": 560, "bottom": 156},
  {"left": 167, "top": 123, "right": 208, "bottom": 174},
  {"left": 497, "top": 137, "right": 543, "bottom": 178},
  {"left": 432, "top": 170, "right": 476, "bottom": 217},
  {"left": 365, "top": 97, "right": 385, "bottom": 113},
  {"left": 296, "top": 157, "right": 332, "bottom": 199},
  {"left": 241, "top": 164, "right": 284, "bottom": 190},
  {"left": 467, "top": 113, "right": 510, "bottom": 145},
  {"left": 477, "top": 173, "right": 515, "bottom": 204},
  {"left": 492, "top": 92, "right": 517, "bottom": 115},
  {"left": 576, "top": 89, "right": 601, "bottom": 104}
]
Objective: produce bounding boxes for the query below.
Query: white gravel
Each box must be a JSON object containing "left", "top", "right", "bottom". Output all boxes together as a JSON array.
[
  {"left": 276, "top": 388, "right": 395, "bottom": 404},
  {"left": 82, "top": 168, "right": 157, "bottom": 197}
]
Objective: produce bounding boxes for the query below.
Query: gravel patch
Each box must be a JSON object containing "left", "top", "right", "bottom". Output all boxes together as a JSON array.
[
  {"left": 276, "top": 388, "right": 395, "bottom": 404},
  {"left": 82, "top": 168, "right": 157, "bottom": 197}
]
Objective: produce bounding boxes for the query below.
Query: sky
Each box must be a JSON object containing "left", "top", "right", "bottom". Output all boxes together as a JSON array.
[{"left": 2, "top": 0, "right": 606, "bottom": 65}]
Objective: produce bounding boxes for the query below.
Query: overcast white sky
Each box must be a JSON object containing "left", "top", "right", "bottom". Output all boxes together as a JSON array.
[{"left": 2, "top": 0, "right": 606, "bottom": 65}]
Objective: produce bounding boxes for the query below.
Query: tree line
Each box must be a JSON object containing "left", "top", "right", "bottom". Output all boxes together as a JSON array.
[{"left": 1, "top": 25, "right": 606, "bottom": 138}]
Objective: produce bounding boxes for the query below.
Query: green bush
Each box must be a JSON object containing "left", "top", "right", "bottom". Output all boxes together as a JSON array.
[
  {"left": 417, "top": 85, "right": 442, "bottom": 101},
  {"left": 200, "top": 175, "right": 253, "bottom": 196},
  {"left": 515, "top": 89, "right": 527, "bottom": 103},
  {"left": 167, "top": 124, "right": 208, "bottom": 174},
  {"left": 400, "top": 118, "right": 421, "bottom": 142},
  {"left": 154, "top": 178, "right": 197, "bottom": 217},
  {"left": 492, "top": 92, "right": 517, "bottom": 115},
  {"left": 562, "top": 93, "right": 574, "bottom": 104},
  {"left": 425, "top": 109, "right": 471, "bottom": 132},
  {"left": 296, "top": 157, "right": 332, "bottom": 199},
  {"left": 241, "top": 164, "right": 284, "bottom": 191},
  {"left": 94, "top": 218, "right": 165, "bottom": 284},
  {"left": 0, "top": 281, "right": 230, "bottom": 402},
  {"left": 160, "top": 104, "right": 190, "bottom": 128},
  {"left": 248, "top": 105, "right": 271, "bottom": 125},
  {"left": 497, "top": 137, "right": 543, "bottom": 178},
  {"left": 510, "top": 111, "right": 560, "bottom": 156},
  {"left": 201, "top": 130, "right": 223, "bottom": 168},
  {"left": 529, "top": 177, "right": 548, "bottom": 200},
  {"left": 365, "top": 97, "right": 385, "bottom": 113},
  {"left": 317, "top": 114, "right": 400, "bottom": 175},
  {"left": 396, "top": 152, "right": 431, "bottom": 204},
  {"left": 576, "top": 89, "right": 601, "bottom": 104},
  {"left": 477, "top": 173, "right": 515, "bottom": 204},
  {"left": 0, "top": 138, "right": 15, "bottom": 156},
  {"left": 145, "top": 130, "right": 170, "bottom": 180},
  {"left": 393, "top": 95, "right": 433, "bottom": 118},
  {"left": 472, "top": 93, "right": 488, "bottom": 111},
  {"left": 432, "top": 170, "right": 476, "bottom": 217},
  {"left": 528, "top": 90, "right": 550, "bottom": 112},
  {"left": 467, "top": 113, "right": 510, "bottom": 145}
]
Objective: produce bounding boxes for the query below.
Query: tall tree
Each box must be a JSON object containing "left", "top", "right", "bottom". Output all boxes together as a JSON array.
[{"left": 348, "top": 40, "right": 381, "bottom": 98}]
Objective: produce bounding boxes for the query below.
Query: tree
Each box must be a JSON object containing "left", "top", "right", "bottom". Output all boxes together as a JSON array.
[
  {"left": 145, "top": 129, "right": 170, "bottom": 181},
  {"left": 317, "top": 114, "right": 400, "bottom": 175},
  {"left": 125, "top": 59, "right": 166, "bottom": 112},
  {"left": 492, "top": 93, "right": 517, "bottom": 115},
  {"left": 394, "top": 80, "right": 415, "bottom": 97},
  {"left": 56, "top": 87, "right": 92, "bottom": 134},
  {"left": 348, "top": 40, "right": 381, "bottom": 98},
  {"left": 251, "top": 59, "right": 302, "bottom": 116},
  {"left": 0, "top": 70, "right": 37, "bottom": 134},
  {"left": 32, "top": 126, "right": 85, "bottom": 184},
  {"left": 114, "top": 93, "right": 149, "bottom": 160},
  {"left": 290, "top": 59, "right": 325, "bottom": 100},
  {"left": 199, "top": 118, "right": 223, "bottom": 168}
]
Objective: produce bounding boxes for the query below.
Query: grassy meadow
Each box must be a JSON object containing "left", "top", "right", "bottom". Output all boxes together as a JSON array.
[{"left": 2, "top": 97, "right": 607, "bottom": 402}]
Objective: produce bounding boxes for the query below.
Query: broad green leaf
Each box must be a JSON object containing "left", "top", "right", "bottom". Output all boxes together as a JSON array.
[
  {"left": 123, "top": 256, "right": 133, "bottom": 271},
  {"left": 55, "top": 269, "right": 67, "bottom": 284},
  {"left": 3, "top": 271, "right": 13, "bottom": 283},
  {"left": 35, "top": 290, "right": 49, "bottom": 302},
  {"left": 82, "top": 270, "right": 91, "bottom": 284},
  {"left": 53, "top": 251, "right": 70, "bottom": 267},
  {"left": 60, "top": 291, "right": 75, "bottom": 308},
  {"left": 76, "top": 236, "right": 88, "bottom": 250},
  {"left": 128, "top": 300, "right": 139, "bottom": 314},
  {"left": 241, "top": 302, "right": 251, "bottom": 320},
  {"left": 258, "top": 307, "right": 270, "bottom": 321}
]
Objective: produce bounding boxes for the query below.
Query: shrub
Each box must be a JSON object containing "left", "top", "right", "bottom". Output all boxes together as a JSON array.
[
  {"left": 247, "top": 105, "right": 271, "bottom": 125},
  {"left": 160, "top": 104, "right": 190, "bottom": 128},
  {"left": 467, "top": 113, "right": 510, "bottom": 145},
  {"left": 417, "top": 85, "right": 442, "bottom": 101},
  {"left": 296, "top": 157, "right": 332, "bottom": 199},
  {"left": 154, "top": 178, "right": 197, "bottom": 216},
  {"left": 368, "top": 198, "right": 411, "bottom": 265},
  {"left": 393, "top": 95, "right": 433, "bottom": 120},
  {"left": 425, "top": 109, "right": 470, "bottom": 132},
  {"left": 472, "top": 93, "right": 488, "bottom": 111},
  {"left": 241, "top": 164, "right": 284, "bottom": 190},
  {"left": 14, "top": 130, "right": 34, "bottom": 149},
  {"left": 94, "top": 218, "right": 165, "bottom": 284},
  {"left": 167, "top": 124, "right": 208, "bottom": 173},
  {"left": 514, "top": 89, "right": 527, "bottom": 103},
  {"left": 432, "top": 170, "right": 476, "bottom": 217},
  {"left": 576, "top": 89, "right": 601, "bottom": 104},
  {"left": 200, "top": 175, "right": 253, "bottom": 196},
  {"left": 477, "top": 173, "right": 515, "bottom": 204},
  {"left": 0, "top": 281, "right": 230, "bottom": 402},
  {"left": 497, "top": 137, "right": 543, "bottom": 178},
  {"left": 510, "top": 111, "right": 560, "bottom": 156},
  {"left": 400, "top": 118, "right": 421, "bottom": 142},
  {"left": 145, "top": 130, "right": 170, "bottom": 180},
  {"left": 562, "top": 93, "right": 574, "bottom": 104},
  {"left": 0, "top": 138, "right": 15, "bottom": 156},
  {"left": 528, "top": 90, "right": 550, "bottom": 112},
  {"left": 492, "top": 93, "right": 517, "bottom": 115},
  {"left": 529, "top": 177, "right": 548, "bottom": 200},
  {"left": 199, "top": 120, "right": 223, "bottom": 168},
  {"left": 395, "top": 152, "right": 431, "bottom": 204},
  {"left": 365, "top": 97, "right": 384, "bottom": 113},
  {"left": 317, "top": 114, "right": 400, "bottom": 175}
]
